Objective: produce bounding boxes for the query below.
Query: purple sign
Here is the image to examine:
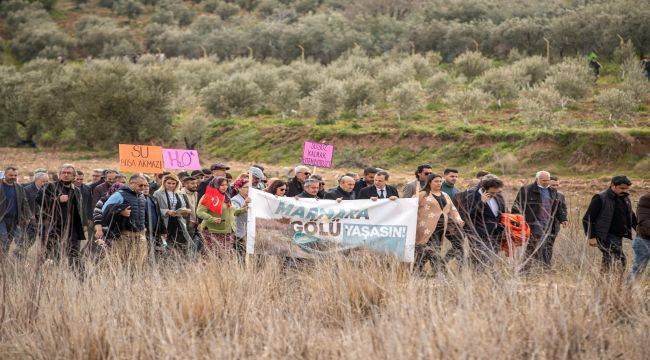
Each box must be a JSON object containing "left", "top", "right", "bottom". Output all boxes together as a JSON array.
[
  {"left": 302, "top": 141, "right": 334, "bottom": 168},
  {"left": 162, "top": 148, "right": 201, "bottom": 170}
]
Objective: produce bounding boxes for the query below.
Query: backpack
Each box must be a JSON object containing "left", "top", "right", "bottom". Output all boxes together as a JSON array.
[{"left": 500, "top": 213, "right": 531, "bottom": 256}]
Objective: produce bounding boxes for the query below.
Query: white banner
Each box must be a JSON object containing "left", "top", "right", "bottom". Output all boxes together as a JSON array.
[{"left": 246, "top": 189, "right": 418, "bottom": 262}]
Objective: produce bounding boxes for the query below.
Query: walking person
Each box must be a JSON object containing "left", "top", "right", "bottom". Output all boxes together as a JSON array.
[
  {"left": 100, "top": 175, "right": 149, "bottom": 270},
  {"left": 0, "top": 166, "right": 32, "bottom": 258},
  {"left": 441, "top": 168, "right": 465, "bottom": 267},
  {"left": 37, "top": 164, "right": 85, "bottom": 271},
  {"left": 324, "top": 176, "right": 356, "bottom": 201},
  {"left": 414, "top": 173, "right": 464, "bottom": 275},
  {"left": 466, "top": 177, "right": 506, "bottom": 268},
  {"left": 628, "top": 192, "right": 650, "bottom": 282},
  {"left": 181, "top": 175, "right": 202, "bottom": 255},
  {"left": 583, "top": 175, "right": 637, "bottom": 273},
  {"left": 197, "top": 177, "right": 241, "bottom": 256},
  {"left": 153, "top": 174, "right": 192, "bottom": 256},
  {"left": 512, "top": 171, "right": 568, "bottom": 271},
  {"left": 353, "top": 167, "right": 379, "bottom": 198},
  {"left": 402, "top": 164, "right": 432, "bottom": 198},
  {"left": 21, "top": 171, "right": 49, "bottom": 258},
  {"left": 231, "top": 181, "right": 251, "bottom": 260}
]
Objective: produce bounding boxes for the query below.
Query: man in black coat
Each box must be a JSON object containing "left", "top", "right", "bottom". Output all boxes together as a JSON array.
[
  {"left": 512, "top": 171, "right": 568, "bottom": 270},
  {"left": 296, "top": 177, "right": 321, "bottom": 199},
  {"left": 0, "top": 166, "right": 32, "bottom": 257},
  {"left": 197, "top": 163, "right": 230, "bottom": 200},
  {"left": 466, "top": 177, "right": 506, "bottom": 268},
  {"left": 36, "top": 165, "right": 86, "bottom": 270},
  {"left": 286, "top": 165, "right": 312, "bottom": 198},
  {"left": 582, "top": 175, "right": 637, "bottom": 273},
  {"left": 357, "top": 171, "right": 399, "bottom": 200},
  {"left": 20, "top": 171, "right": 50, "bottom": 258},
  {"left": 353, "top": 167, "right": 379, "bottom": 198},
  {"left": 324, "top": 176, "right": 356, "bottom": 201}
]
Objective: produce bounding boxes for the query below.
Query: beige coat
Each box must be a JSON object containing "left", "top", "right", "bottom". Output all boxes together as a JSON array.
[{"left": 415, "top": 191, "right": 463, "bottom": 245}]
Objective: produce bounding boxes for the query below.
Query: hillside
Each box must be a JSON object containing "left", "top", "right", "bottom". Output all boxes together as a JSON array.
[{"left": 0, "top": 0, "right": 649, "bottom": 176}]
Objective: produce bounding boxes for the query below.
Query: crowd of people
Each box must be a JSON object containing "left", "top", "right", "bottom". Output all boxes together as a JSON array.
[{"left": 0, "top": 163, "right": 648, "bottom": 281}]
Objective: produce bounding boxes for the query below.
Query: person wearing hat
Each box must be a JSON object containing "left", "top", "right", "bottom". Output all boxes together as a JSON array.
[
  {"left": 248, "top": 166, "right": 266, "bottom": 191},
  {"left": 153, "top": 173, "right": 192, "bottom": 254},
  {"left": 191, "top": 170, "right": 205, "bottom": 183},
  {"left": 198, "top": 163, "right": 230, "bottom": 200}
]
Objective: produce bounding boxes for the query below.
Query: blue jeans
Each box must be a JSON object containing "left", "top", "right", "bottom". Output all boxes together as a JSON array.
[
  {"left": 628, "top": 236, "right": 650, "bottom": 282},
  {"left": 0, "top": 217, "right": 23, "bottom": 256}
]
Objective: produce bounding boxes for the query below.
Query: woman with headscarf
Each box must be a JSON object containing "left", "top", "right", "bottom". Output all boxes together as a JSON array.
[
  {"left": 153, "top": 173, "right": 191, "bottom": 254},
  {"left": 196, "top": 176, "right": 244, "bottom": 256}
]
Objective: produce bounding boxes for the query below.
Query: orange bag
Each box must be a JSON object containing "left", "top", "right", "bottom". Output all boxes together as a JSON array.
[{"left": 500, "top": 213, "right": 531, "bottom": 256}]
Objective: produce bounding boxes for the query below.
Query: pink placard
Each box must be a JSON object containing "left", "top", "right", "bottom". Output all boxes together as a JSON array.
[
  {"left": 302, "top": 141, "right": 334, "bottom": 168},
  {"left": 162, "top": 148, "right": 201, "bottom": 170}
]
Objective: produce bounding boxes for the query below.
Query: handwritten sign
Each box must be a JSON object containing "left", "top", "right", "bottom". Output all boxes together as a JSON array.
[
  {"left": 302, "top": 141, "right": 334, "bottom": 168},
  {"left": 119, "top": 144, "right": 164, "bottom": 173},
  {"left": 162, "top": 148, "right": 201, "bottom": 170}
]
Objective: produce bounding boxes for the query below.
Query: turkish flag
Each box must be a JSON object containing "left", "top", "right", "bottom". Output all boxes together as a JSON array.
[{"left": 201, "top": 185, "right": 225, "bottom": 215}]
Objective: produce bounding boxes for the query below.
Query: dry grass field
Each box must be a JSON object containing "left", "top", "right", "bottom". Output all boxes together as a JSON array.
[{"left": 0, "top": 148, "right": 649, "bottom": 359}]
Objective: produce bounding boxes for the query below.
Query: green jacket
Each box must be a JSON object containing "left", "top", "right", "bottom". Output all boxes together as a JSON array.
[{"left": 196, "top": 201, "right": 245, "bottom": 234}]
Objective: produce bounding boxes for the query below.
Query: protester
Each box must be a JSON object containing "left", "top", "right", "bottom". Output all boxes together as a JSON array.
[
  {"left": 286, "top": 165, "right": 311, "bottom": 197},
  {"left": 440, "top": 168, "right": 465, "bottom": 266},
  {"left": 628, "top": 193, "right": 649, "bottom": 282},
  {"left": 266, "top": 180, "right": 287, "bottom": 196},
  {"left": 358, "top": 170, "right": 399, "bottom": 200},
  {"left": 23, "top": 171, "right": 49, "bottom": 254},
  {"left": 0, "top": 166, "right": 31, "bottom": 257},
  {"left": 148, "top": 172, "right": 169, "bottom": 194},
  {"left": 512, "top": 171, "right": 568, "bottom": 270},
  {"left": 582, "top": 175, "right": 637, "bottom": 273},
  {"left": 92, "top": 182, "right": 125, "bottom": 253},
  {"left": 324, "top": 176, "right": 356, "bottom": 201},
  {"left": 296, "top": 177, "right": 321, "bottom": 199},
  {"left": 191, "top": 170, "right": 205, "bottom": 183},
  {"left": 142, "top": 183, "right": 165, "bottom": 257},
  {"left": 197, "top": 177, "right": 242, "bottom": 256},
  {"left": 92, "top": 169, "right": 119, "bottom": 206},
  {"left": 37, "top": 164, "right": 85, "bottom": 270},
  {"left": 231, "top": 182, "right": 251, "bottom": 260},
  {"left": 180, "top": 175, "right": 201, "bottom": 253},
  {"left": 90, "top": 169, "right": 103, "bottom": 185},
  {"left": 198, "top": 163, "right": 230, "bottom": 200},
  {"left": 74, "top": 170, "right": 96, "bottom": 247},
  {"left": 549, "top": 175, "right": 568, "bottom": 256},
  {"left": 466, "top": 177, "right": 506, "bottom": 267},
  {"left": 249, "top": 166, "right": 267, "bottom": 191},
  {"left": 353, "top": 167, "right": 379, "bottom": 197},
  {"left": 100, "top": 175, "right": 148, "bottom": 269},
  {"left": 403, "top": 164, "right": 432, "bottom": 198},
  {"left": 309, "top": 174, "right": 327, "bottom": 199},
  {"left": 414, "top": 173, "right": 464, "bottom": 274},
  {"left": 153, "top": 174, "right": 192, "bottom": 254}
]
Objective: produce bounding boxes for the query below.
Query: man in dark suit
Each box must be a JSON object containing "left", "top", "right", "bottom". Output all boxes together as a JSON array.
[
  {"left": 467, "top": 177, "right": 506, "bottom": 268},
  {"left": 357, "top": 170, "right": 399, "bottom": 200},
  {"left": 512, "top": 171, "right": 568, "bottom": 270},
  {"left": 21, "top": 171, "right": 50, "bottom": 258}
]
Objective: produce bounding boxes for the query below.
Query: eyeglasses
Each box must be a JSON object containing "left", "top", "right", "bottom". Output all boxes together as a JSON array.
[{"left": 423, "top": 172, "right": 432, "bottom": 176}]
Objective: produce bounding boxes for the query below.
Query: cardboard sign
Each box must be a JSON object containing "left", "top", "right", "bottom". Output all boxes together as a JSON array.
[
  {"left": 162, "top": 148, "right": 201, "bottom": 170},
  {"left": 302, "top": 141, "right": 334, "bottom": 168},
  {"left": 119, "top": 144, "right": 164, "bottom": 173}
]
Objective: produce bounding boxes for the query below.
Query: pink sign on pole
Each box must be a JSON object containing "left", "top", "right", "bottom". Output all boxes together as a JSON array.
[
  {"left": 302, "top": 141, "right": 334, "bottom": 168},
  {"left": 162, "top": 148, "right": 201, "bottom": 170}
]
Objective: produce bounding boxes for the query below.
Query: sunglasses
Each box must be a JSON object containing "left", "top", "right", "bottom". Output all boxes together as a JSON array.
[
  {"left": 278, "top": 188, "right": 287, "bottom": 191},
  {"left": 423, "top": 172, "right": 433, "bottom": 176}
]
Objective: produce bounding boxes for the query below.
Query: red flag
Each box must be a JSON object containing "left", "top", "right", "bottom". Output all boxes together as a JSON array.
[{"left": 201, "top": 185, "right": 225, "bottom": 215}]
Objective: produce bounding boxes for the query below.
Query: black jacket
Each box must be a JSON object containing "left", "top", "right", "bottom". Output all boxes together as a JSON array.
[
  {"left": 324, "top": 186, "right": 355, "bottom": 200},
  {"left": 0, "top": 181, "right": 31, "bottom": 225},
  {"left": 353, "top": 179, "right": 373, "bottom": 198},
  {"left": 23, "top": 182, "right": 42, "bottom": 222},
  {"left": 357, "top": 185, "right": 399, "bottom": 200},
  {"left": 36, "top": 181, "right": 85, "bottom": 242},
  {"left": 297, "top": 191, "right": 318, "bottom": 199},
  {"left": 101, "top": 186, "right": 147, "bottom": 238},
  {"left": 467, "top": 189, "right": 506, "bottom": 243},
  {"left": 512, "top": 183, "right": 567, "bottom": 233},
  {"left": 78, "top": 183, "right": 94, "bottom": 224},
  {"left": 583, "top": 189, "right": 636, "bottom": 240},
  {"left": 286, "top": 177, "right": 304, "bottom": 198}
]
